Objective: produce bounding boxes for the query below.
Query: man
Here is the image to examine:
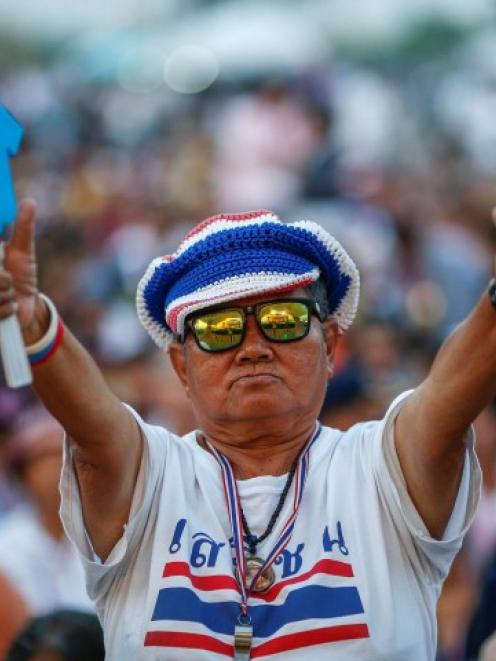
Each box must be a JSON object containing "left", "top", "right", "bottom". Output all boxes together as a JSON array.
[{"left": 0, "top": 202, "right": 484, "bottom": 660}]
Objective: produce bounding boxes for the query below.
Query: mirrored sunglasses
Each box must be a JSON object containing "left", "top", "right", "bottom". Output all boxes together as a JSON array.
[{"left": 181, "top": 298, "right": 322, "bottom": 353}]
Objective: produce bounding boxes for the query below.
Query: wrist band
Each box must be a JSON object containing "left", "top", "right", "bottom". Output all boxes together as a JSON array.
[
  {"left": 25, "top": 294, "right": 64, "bottom": 365},
  {"left": 489, "top": 279, "right": 496, "bottom": 310}
]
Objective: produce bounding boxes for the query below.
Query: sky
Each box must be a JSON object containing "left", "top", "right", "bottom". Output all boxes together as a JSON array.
[
  {"left": 1, "top": 0, "right": 493, "bottom": 42},
  {"left": 0, "top": 0, "right": 174, "bottom": 36}
]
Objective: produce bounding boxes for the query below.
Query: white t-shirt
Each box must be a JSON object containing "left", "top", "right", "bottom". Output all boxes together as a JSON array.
[
  {"left": 0, "top": 505, "right": 93, "bottom": 615},
  {"left": 60, "top": 392, "right": 481, "bottom": 660}
]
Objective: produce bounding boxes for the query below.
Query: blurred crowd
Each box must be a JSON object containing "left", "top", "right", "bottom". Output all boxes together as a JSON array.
[{"left": 0, "top": 51, "right": 496, "bottom": 659}]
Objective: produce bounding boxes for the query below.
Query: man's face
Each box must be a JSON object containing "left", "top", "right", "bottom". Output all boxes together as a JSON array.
[{"left": 169, "top": 289, "right": 338, "bottom": 435}]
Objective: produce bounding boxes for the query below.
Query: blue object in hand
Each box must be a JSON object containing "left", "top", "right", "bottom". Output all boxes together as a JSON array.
[{"left": 0, "top": 106, "right": 23, "bottom": 232}]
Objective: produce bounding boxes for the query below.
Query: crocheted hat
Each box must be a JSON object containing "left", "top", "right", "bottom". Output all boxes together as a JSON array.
[{"left": 136, "top": 210, "right": 360, "bottom": 348}]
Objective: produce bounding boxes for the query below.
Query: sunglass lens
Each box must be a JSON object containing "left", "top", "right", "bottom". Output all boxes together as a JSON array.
[
  {"left": 258, "top": 302, "right": 310, "bottom": 341},
  {"left": 191, "top": 310, "right": 244, "bottom": 351}
]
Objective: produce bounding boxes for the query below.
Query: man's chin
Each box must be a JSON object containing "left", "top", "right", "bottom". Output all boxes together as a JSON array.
[{"left": 224, "top": 396, "right": 294, "bottom": 422}]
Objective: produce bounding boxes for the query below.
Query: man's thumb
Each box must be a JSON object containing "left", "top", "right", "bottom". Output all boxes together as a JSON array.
[{"left": 9, "top": 198, "right": 36, "bottom": 253}]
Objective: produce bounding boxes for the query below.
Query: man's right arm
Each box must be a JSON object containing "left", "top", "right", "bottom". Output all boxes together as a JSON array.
[
  {"left": 2, "top": 200, "right": 142, "bottom": 560},
  {"left": 27, "top": 297, "right": 142, "bottom": 560}
]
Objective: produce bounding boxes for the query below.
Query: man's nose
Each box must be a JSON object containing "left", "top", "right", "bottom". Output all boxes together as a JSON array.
[{"left": 235, "top": 315, "right": 273, "bottom": 363}]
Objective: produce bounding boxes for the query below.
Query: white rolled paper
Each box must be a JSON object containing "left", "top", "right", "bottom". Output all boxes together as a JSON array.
[
  {"left": 0, "top": 312, "right": 32, "bottom": 387},
  {"left": 0, "top": 242, "right": 32, "bottom": 388}
]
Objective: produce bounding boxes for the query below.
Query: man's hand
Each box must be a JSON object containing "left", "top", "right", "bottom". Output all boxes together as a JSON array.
[{"left": 0, "top": 199, "right": 38, "bottom": 329}]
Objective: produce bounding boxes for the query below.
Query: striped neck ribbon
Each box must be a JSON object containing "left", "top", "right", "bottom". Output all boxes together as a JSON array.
[{"left": 207, "top": 423, "right": 321, "bottom": 618}]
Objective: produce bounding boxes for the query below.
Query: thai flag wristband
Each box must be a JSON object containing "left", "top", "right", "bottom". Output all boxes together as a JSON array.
[{"left": 25, "top": 294, "right": 64, "bottom": 365}]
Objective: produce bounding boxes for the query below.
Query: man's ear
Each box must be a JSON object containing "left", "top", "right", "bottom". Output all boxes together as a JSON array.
[
  {"left": 168, "top": 342, "right": 190, "bottom": 397},
  {"left": 322, "top": 319, "right": 339, "bottom": 377}
]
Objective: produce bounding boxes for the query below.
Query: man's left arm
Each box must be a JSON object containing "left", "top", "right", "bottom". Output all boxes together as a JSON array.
[{"left": 395, "top": 283, "right": 493, "bottom": 539}]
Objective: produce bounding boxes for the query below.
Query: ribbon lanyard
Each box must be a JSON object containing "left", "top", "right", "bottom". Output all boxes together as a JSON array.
[{"left": 207, "top": 424, "right": 321, "bottom": 659}]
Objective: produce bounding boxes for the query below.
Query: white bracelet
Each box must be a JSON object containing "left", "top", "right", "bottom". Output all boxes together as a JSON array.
[{"left": 25, "top": 294, "right": 60, "bottom": 357}]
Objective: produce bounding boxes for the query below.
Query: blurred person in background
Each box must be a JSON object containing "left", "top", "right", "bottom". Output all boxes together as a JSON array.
[
  {"left": 212, "top": 80, "right": 318, "bottom": 212},
  {"left": 467, "top": 402, "right": 496, "bottom": 572},
  {"left": 465, "top": 549, "right": 496, "bottom": 659},
  {"left": 349, "top": 318, "right": 429, "bottom": 406},
  {"left": 0, "top": 387, "right": 32, "bottom": 513},
  {"left": 462, "top": 403, "right": 496, "bottom": 660},
  {"left": 0, "top": 407, "right": 93, "bottom": 655},
  {"left": 318, "top": 362, "right": 384, "bottom": 431},
  {"left": 436, "top": 548, "right": 476, "bottom": 661},
  {"left": 0, "top": 572, "right": 30, "bottom": 659},
  {"left": 6, "top": 609, "right": 104, "bottom": 661},
  {"left": 0, "top": 199, "right": 486, "bottom": 661},
  {"left": 100, "top": 351, "right": 195, "bottom": 435}
]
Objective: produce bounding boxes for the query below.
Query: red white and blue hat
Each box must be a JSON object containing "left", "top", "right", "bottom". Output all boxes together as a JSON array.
[{"left": 136, "top": 210, "right": 360, "bottom": 348}]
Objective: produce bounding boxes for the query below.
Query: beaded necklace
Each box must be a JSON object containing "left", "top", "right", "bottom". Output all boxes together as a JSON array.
[{"left": 240, "top": 456, "right": 298, "bottom": 557}]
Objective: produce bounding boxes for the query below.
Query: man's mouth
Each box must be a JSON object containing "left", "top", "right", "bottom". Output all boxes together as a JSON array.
[{"left": 231, "top": 373, "right": 281, "bottom": 386}]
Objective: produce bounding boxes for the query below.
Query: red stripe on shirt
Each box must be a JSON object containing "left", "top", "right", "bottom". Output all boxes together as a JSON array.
[
  {"left": 144, "top": 624, "right": 369, "bottom": 657},
  {"left": 162, "top": 558, "right": 353, "bottom": 599},
  {"left": 144, "top": 631, "right": 233, "bottom": 656},
  {"left": 257, "top": 558, "right": 354, "bottom": 602},
  {"left": 163, "top": 562, "right": 239, "bottom": 591},
  {"left": 251, "top": 623, "right": 370, "bottom": 658}
]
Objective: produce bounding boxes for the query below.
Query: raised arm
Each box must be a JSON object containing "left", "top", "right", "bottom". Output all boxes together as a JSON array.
[
  {"left": 0, "top": 200, "right": 142, "bottom": 559},
  {"left": 395, "top": 280, "right": 492, "bottom": 539}
]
